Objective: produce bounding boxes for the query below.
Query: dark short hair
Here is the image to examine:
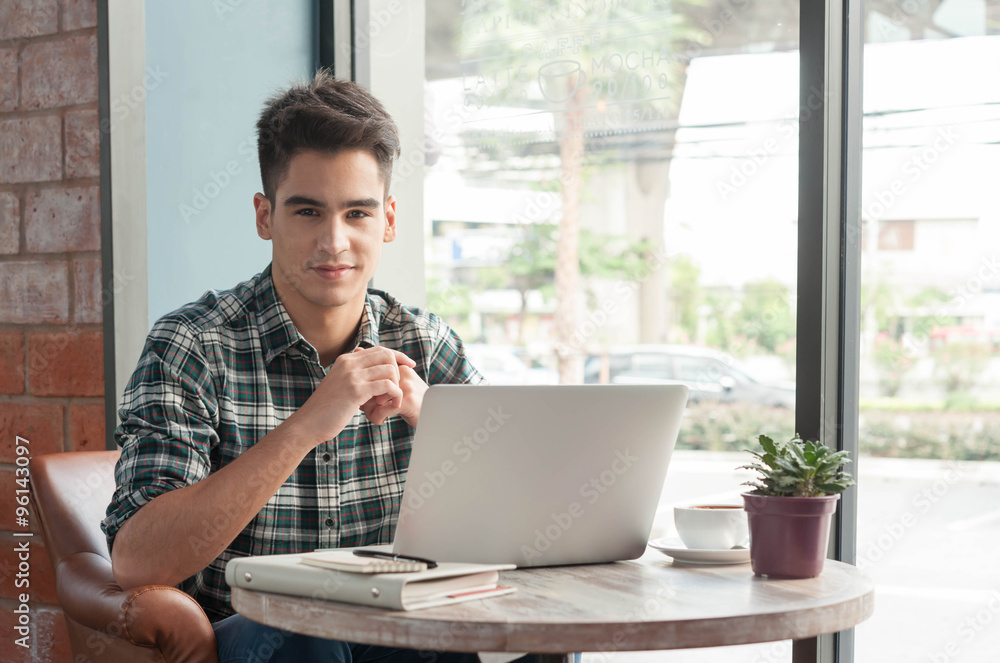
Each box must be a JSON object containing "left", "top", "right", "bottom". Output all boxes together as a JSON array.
[{"left": 256, "top": 69, "right": 401, "bottom": 201}]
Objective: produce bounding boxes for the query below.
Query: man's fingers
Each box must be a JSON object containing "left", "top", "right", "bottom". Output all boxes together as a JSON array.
[
  {"left": 364, "top": 379, "right": 403, "bottom": 405},
  {"left": 358, "top": 363, "right": 401, "bottom": 386},
  {"left": 388, "top": 349, "right": 416, "bottom": 368},
  {"left": 344, "top": 346, "right": 400, "bottom": 368},
  {"left": 342, "top": 346, "right": 415, "bottom": 374},
  {"left": 363, "top": 380, "right": 403, "bottom": 425},
  {"left": 360, "top": 397, "right": 377, "bottom": 418}
]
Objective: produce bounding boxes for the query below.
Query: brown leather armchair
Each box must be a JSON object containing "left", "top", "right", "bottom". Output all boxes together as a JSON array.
[{"left": 30, "top": 451, "right": 219, "bottom": 663}]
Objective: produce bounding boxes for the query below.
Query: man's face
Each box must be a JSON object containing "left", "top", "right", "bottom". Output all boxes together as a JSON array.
[{"left": 254, "top": 149, "right": 396, "bottom": 315}]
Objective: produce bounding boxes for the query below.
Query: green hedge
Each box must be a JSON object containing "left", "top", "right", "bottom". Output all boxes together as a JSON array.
[{"left": 678, "top": 403, "right": 1000, "bottom": 462}]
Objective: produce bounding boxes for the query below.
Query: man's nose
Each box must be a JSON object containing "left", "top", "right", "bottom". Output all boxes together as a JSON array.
[{"left": 317, "top": 217, "right": 351, "bottom": 254}]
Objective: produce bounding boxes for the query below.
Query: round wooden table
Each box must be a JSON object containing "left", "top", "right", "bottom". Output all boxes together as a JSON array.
[{"left": 231, "top": 550, "right": 874, "bottom": 663}]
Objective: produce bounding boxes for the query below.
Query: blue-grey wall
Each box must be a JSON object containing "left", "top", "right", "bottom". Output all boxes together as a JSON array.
[{"left": 145, "top": 0, "right": 315, "bottom": 325}]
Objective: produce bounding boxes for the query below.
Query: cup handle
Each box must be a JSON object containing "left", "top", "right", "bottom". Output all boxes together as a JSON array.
[{"left": 575, "top": 70, "right": 587, "bottom": 94}]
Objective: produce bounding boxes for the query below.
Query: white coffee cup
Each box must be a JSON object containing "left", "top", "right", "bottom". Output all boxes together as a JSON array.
[{"left": 674, "top": 504, "right": 749, "bottom": 550}]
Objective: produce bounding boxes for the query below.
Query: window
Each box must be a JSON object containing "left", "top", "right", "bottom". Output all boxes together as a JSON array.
[{"left": 855, "top": 3, "right": 1000, "bottom": 661}]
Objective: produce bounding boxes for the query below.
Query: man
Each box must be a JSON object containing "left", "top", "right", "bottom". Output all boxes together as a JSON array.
[{"left": 103, "top": 70, "right": 489, "bottom": 662}]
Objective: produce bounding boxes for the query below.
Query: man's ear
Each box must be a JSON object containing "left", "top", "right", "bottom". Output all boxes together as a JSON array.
[
  {"left": 383, "top": 195, "right": 397, "bottom": 243},
  {"left": 254, "top": 193, "right": 272, "bottom": 240}
]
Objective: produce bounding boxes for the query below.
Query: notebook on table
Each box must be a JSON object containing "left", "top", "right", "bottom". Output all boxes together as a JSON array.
[{"left": 225, "top": 547, "right": 515, "bottom": 611}]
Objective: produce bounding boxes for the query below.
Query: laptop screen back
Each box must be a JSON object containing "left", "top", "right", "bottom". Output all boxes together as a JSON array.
[{"left": 392, "top": 384, "right": 689, "bottom": 567}]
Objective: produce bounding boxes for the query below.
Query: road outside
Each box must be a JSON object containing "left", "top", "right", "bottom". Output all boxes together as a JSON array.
[{"left": 579, "top": 451, "right": 1000, "bottom": 663}]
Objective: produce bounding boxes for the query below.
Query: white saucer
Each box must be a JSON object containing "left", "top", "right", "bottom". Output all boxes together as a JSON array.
[{"left": 648, "top": 537, "right": 751, "bottom": 565}]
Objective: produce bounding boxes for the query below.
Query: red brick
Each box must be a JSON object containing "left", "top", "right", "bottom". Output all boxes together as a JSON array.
[
  {"left": 25, "top": 186, "right": 100, "bottom": 253},
  {"left": 0, "top": 332, "right": 26, "bottom": 394},
  {"left": 72, "top": 256, "right": 101, "bottom": 323},
  {"left": 27, "top": 331, "right": 103, "bottom": 396},
  {"left": 69, "top": 402, "right": 104, "bottom": 451},
  {"left": 65, "top": 108, "right": 99, "bottom": 179},
  {"left": 0, "top": 260, "right": 70, "bottom": 324},
  {"left": 0, "top": 46, "right": 17, "bottom": 112},
  {"left": 0, "top": 116, "right": 63, "bottom": 184},
  {"left": 0, "top": 191, "right": 19, "bottom": 254},
  {"left": 0, "top": 603, "right": 32, "bottom": 662},
  {"left": 0, "top": 403, "right": 64, "bottom": 463},
  {"left": 63, "top": 0, "right": 97, "bottom": 31},
  {"left": 0, "top": 467, "right": 33, "bottom": 531},
  {"left": 0, "top": 0, "right": 58, "bottom": 41},
  {"left": 21, "top": 34, "right": 98, "bottom": 110},
  {"left": 0, "top": 536, "right": 58, "bottom": 604},
  {"left": 33, "top": 606, "right": 73, "bottom": 663}
]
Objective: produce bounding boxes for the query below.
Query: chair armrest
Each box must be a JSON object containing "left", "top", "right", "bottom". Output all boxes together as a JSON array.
[{"left": 57, "top": 551, "right": 219, "bottom": 663}]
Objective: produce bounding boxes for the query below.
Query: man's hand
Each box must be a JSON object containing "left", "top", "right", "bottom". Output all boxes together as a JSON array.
[
  {"left": 288, "top": 346, "right": 411, "bottom": 445},
  {"left": 360, "top": 350, "right": 428, "bottom": 427}
]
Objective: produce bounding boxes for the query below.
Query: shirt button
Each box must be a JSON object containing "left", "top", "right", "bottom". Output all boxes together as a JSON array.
[
  {"left": 325, "top": 518, "right": 334, "bottom": 528},
  {"left": 322, "top": 453, "right": 331, "bottom": 462}
]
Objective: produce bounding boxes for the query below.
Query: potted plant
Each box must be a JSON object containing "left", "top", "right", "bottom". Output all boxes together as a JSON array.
[{"left": 738, "top": 434, "right": 855, "bottom": 579}]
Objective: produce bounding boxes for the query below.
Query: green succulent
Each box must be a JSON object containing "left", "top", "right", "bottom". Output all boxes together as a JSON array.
[{"left": 739, "top": 434, "right": 855, "bottom": 497}]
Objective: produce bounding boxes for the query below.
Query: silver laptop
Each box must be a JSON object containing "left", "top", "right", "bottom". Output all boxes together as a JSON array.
[{"left": 392, "top": 384, "right": 689, "bottom": 567}]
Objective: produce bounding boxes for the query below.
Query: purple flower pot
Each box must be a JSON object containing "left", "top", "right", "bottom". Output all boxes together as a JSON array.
[{"left": 741, "top": 492, "right": 841, "bottom": 579}]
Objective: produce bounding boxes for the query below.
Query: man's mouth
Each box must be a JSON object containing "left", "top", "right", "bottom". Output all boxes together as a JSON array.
[{"left": 312, "top": 265, "right": 353, "bottom": 280}]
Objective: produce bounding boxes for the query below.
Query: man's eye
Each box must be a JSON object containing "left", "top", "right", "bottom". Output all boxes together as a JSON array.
[
  {"left": 347, "top": 210, "right": 369, "bottom": 219},
  {"left": 296, "top": 208, "right": 318, "bottom": 216}
]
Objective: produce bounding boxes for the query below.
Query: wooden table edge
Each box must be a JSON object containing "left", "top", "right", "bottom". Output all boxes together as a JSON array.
[{"left": 231, "top": 584, "right": 875, "bottom": 654}]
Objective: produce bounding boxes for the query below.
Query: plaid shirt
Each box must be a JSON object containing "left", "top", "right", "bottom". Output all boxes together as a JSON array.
[{"left": 102, "top": 263, "right": 484, "bottom": 621}]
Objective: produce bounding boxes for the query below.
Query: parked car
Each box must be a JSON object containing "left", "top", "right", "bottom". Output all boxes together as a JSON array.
[
  {"left": 583, "top": 345, "right": 795, "bottom": 408},
  {"left": 463, "top": 344, "right": 559, "bottom": 385}
]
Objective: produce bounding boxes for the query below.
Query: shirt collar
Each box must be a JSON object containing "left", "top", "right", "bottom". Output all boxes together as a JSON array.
[
  {"left": 255, "top": 263, "right": 382, "bottom": 364},
  {"left": 353, "top": 295, "right": 381, "bottom": 350},
  {"left": 255, "top": 263, "right": 304, "bottom": 365}
]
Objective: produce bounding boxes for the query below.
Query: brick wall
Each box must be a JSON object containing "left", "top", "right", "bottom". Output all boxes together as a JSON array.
[{"left": 0, "top": 1, "right": 101, "bottom": 662}]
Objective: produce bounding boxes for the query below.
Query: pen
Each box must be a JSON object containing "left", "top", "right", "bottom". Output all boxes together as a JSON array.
[{"left": 353, "top": 549, "right": 438, "bottom": 569}]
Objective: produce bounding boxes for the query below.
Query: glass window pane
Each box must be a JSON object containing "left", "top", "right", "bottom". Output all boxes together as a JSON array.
[
  {"left": 420, "top": 3, "right": 802, "bottom": 660},
  {"left": 856, "top": 3, "right": 1000, "bottom": 661}
]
